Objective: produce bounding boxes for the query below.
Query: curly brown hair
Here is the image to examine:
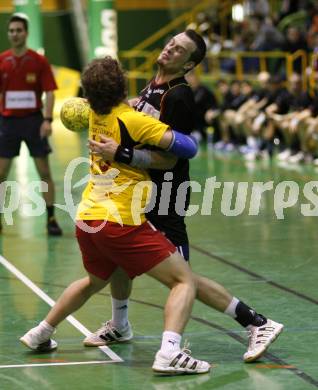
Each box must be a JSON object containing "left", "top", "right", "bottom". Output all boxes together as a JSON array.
[{"left": 81, "top": 56, "right": 127, "bottom": 115}]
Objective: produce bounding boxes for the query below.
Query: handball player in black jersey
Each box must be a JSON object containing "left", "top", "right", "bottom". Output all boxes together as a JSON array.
[
  {"left": 134, "top": 66, "right": 195, "bottom": 258},
  {"left": 84, "top": 30, "right": 283, "bottom": 363}
]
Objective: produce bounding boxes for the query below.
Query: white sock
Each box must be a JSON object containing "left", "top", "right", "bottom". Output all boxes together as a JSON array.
[
  {"left": 224, "top": 297, "right": 240, "bottom": 319},
  {"left": 37, "top": 320, "right": 55, "bottom": 337},
  {"left": 160, "top": 331, "right": 181, "bottom": 356},
  {"left": 111, "top": 298, "right": 129, "bottom": 329}
]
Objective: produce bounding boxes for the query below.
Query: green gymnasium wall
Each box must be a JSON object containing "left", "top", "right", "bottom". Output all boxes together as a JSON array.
[
  {"left": 0, "top": 9, "right": 171, "bottom": 70},
  {"left": 118, "top": 9, "right": 170, "bottom": 50},
  {"left": 0, "top": 12, "right": 81, "bottom": 69}
]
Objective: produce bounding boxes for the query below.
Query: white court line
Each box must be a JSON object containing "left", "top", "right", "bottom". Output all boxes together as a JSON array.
[
  {"left": 0, "top": 255, "right": 123, "bottom": 364},
  {"left": 0, "top": 361, "right": 119, "bottom": 369}
]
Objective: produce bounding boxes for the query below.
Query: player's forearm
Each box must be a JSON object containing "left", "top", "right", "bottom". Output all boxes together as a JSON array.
[
  {"left": 114, "top": 146, "right": 177, "bottom": 169},
  {"left": 255, "top": 98, "right": 267, "bottom": 110},
  {"left": 265, "top": 103, "right": 278, "bottom": 116},
  {"left": 296, "top": 109, "right": 311, "bottom": 121},
  {"left": 44, "top": 91, "right": 55, "bottom": 118},
  {"left": 131, "top": 150, "right": 177, "bottom": 169},
  {"left": 92, "top": 130, "right": 197, "bottom": 167},
  {"left": 238, "top": 100, "right": 253, "bottom": 114},
  {"left": 114, "top": 129, "right": 197, "bottom": 168}
]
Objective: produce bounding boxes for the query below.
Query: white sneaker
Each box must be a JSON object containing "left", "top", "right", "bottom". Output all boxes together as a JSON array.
[
  {"left": 277, "top": 149, "right": 291, "bottom": 161},
  {"left": 243, "top": 319, "right": 284, "bottom": 363},
  {"left": 288, "top": 151, "right": 305, "bottom": 163},
  {"left": 259, "top": 150, "right": 270, "bottom": 160},
  {"left": 20, "top": 326, "right": 57, "bottom": 352},
  {"left": 214, "top": 141, "right": 226, "bottom": 150},
  {"left": 152, "top": 348, "right": 211, "bottom": 375},
  {"left": 83, "top": 320, "right": 133, "bottom": 346},
  {"left": 244, "top": 151, "right": 258, "bottom": 161},
  {"left": 304, "top": 153, "right": 313, "bottom": 164}
]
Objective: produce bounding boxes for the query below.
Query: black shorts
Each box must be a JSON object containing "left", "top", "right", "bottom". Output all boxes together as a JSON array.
[{"left": 0, "top": 113, "right": 52, "bottom": 158}]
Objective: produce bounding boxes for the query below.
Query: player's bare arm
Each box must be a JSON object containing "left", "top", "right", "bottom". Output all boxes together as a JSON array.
[
  {"left": 40, "top": 91, "right": 55, "bottom": 138},
  {"left": 88, "top": 129, "right": 197, "bottom": 165},
  {"left": 88, "top": 135, "right": 177, "bottom": 169}
]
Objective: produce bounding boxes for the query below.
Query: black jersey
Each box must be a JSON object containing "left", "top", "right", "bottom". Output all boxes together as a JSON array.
[{"left": 134, "top": 76, "right": 195, "bottom": 245}]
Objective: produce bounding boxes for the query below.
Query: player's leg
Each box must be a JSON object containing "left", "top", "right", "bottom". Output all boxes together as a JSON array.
[
  {"left": 83, "top": 267, "right": 133, "bottom": 346},
  {"left": 33, "top": 156, "right": 62, "bottom": 235},
  {"left": 0, "top": 158, "right": 13, "bottom": 231},
  {"left": 20, "top": 273, "right": 110, "bottom": 351},
  {"left": 193, "top": 272, "right": 283, "bottom": 362},
  {"left": 147, "top": 250, "right": 195, "bottom": 334},
  {"left": 146, "top": 251, "right": 210, "bottom": 374},
  {"left": 90, "top": 221, "right": 210, "bottom": 374},
  {"left": 20, "top": 221, "right": 115, "bottom": 351},
  {"left": 83, "top": 240, "right": 188, "bottom": 348},
  {"left": 195, "top": 273, "right": 232, "bottom": 311},
  {"left": 0, "top": 116, "right": 21, "bottom": 231},
  {"left": 176, "top": 242, "right": 283, "bottom": 362},
  {"left": 24, "top": 113, "right": 62, "bottom": 235},
  {"left": 110, "top": 267, "right": 132, "bottom": 327},
  {"left": 46, "top": 274, "right": 109, "bottom": 327}
]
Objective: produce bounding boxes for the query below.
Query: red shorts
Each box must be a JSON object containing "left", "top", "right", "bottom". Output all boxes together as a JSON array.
[{"left": 75, "top": 220, "right": 176, "bottom": 280}]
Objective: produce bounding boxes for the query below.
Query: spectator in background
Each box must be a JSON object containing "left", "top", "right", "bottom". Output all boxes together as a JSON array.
[
  {"left": 283, "top": 26, "right": 308, "bottom": 73},
  {"left": 231, "top": 72, "right": 271, "bottom": 154},
  {"left": 243, "top": 75, "right": 288, "bottom": 160},
  {"left": 309, "top": 33, "right": 318, "bottom": 75},
  {"left": 221, "top": 80, "right": 254, "bottom": 148},
  {"left": 197, "top": 20, "right": 222, "bottom": 72},
  {"left": 270, "top": 73, "right": 312, "bottom": 163},
  {"left": 243, "top": 0, "right": 270, "bottom": 18},
  {"left": 288, "top": 71, "right": 318, "bottom": 165},
  {"left": 213, "top": 80, "right": 243, "bottom": 151},
  {"left": 220, "top": 30, "right": 252, "bottom": 74},
  {"left": 300, "top": 108, "right": 318, "bottom": 166},
  {"left": 305, "top": 0, "right": 318, "bottom": 28},
  {"left": 278, "top": 0, "right": 302, "bottom": 21},
  {"left": 290, "top": 113, "right": 317, "bottom": 164},
  {"left": 186, "top": 70, "right": 218, "bottom": 141},
  {"left": 250, "top": 17, "right": 285, "bottom": 51},
  {"left": 307, "top": 17, "right": 318, "bottom": 50},
  {"left": 260, "top": 74, "right": 293, "bottom": 156},
  {"left": 205, "top": 79, "right": 229, "bottom": 143}
]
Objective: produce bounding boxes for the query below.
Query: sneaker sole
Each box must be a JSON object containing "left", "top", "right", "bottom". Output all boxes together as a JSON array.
[
  {"left": 20, "top": 336, "right": 37, "bottom": 350},
  {"left": 20, "top": 337, "right": 58, "bottom": 352},
  {"left": 244, "top": 324, "right": 284, "bottom": 363},
  {"left": 83, "top": 335, "right": 133, "bottom": 347},
  {"left": 152, "top": 366, "right": 211, "bottom": 375}
]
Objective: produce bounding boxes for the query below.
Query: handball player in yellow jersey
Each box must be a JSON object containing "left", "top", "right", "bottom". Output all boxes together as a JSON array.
[{"left": 20, "top": 56, "right": 211, "bottom": 375}]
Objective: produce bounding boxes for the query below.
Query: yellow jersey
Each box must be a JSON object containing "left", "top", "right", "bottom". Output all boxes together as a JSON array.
[{"left": 76, "top": 103, "right": 169, "bottom": 225}]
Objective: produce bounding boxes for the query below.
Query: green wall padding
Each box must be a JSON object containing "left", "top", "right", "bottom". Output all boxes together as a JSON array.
[
  {"left": 0, "top": 9, "right": 173, "bottom": 69},
  {"left": 0, "top": 12, "right": 81, "bottom": 70},
  {"left": 117, "top": 10, "right": 170, "bottom": 50}
]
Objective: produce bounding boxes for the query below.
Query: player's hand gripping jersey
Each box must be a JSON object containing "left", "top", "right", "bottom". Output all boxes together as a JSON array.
[{"left": 77, "top": 103, "right": 169, "bottom": 225}]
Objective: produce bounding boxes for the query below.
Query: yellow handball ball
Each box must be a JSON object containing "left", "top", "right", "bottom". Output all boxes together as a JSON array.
[{"left": 60, "top": 97, "right": 90, "bottom": 132}]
